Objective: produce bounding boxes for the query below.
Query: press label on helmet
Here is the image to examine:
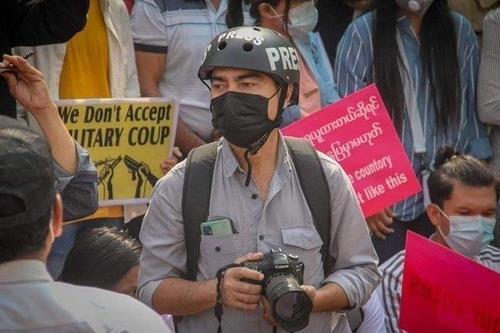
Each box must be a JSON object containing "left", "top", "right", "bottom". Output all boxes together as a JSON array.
[
  {"left": 265, "top": 47, "right": 299, "bottom": 71},
  {"left": 217, "top": 30, "right": 265, "bottom": 46}
]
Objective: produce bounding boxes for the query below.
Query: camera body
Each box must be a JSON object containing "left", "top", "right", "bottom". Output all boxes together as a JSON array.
[
  {"left": 242, "top": 249, "right": 312, "bottom": 332},
  {"left": 242, "top": 248, "right": 305, "bottom": 288}
]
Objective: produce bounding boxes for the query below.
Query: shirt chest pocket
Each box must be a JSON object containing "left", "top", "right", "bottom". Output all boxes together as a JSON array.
[
  {"left": 281, "top": 226, "right": 323, "bottom": 250},
  {"left": 200, "top": 234, "right": 243, "bottom": 278},
  {"left": 278, "top": 226, "right": 324, "bottom": 283}
]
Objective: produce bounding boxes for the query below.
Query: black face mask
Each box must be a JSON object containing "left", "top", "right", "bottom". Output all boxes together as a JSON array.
[{"left": 210, "top": 90, "right": 283, "bottom": 149}]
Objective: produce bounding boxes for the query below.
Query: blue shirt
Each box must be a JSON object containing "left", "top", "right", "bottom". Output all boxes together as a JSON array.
[
  {"left": 334, "top": 12, "right": 492, "bottom": 221},
  {"left": 282, "top": 31, "right": 340, "bottom": 126}
]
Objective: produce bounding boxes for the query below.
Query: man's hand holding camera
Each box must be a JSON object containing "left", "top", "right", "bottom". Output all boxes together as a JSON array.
[
  {"left": 221, "top": 250, "right": 317, "bottom": 332},
  {"left": 221, "top": 252, "right": 264, "bottom": 311}
]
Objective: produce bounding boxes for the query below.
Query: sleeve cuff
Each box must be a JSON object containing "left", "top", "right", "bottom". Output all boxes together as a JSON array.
[
  {"left": 134, "top": 43, "right": 168, "bottom": 54},
  {"left": 322, "top": 274, "right": 359, "bottom": 309},
  {"left": 138, "top": 279, "right": 163, "bottom": 308},
  {"left": 54, "top": 142, "right": 94, "bottom": 192}
]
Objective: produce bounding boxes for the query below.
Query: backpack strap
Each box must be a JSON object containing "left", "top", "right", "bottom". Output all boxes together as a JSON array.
[
  {"left": 182, "top": 142, "right": 219, "bottom": 281},
  {"left": 284, "top": 137, "right": 332, "bottom": 276}
]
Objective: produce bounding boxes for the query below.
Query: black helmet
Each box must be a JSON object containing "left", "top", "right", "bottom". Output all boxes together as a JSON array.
[{"left": 198, "top": 26, "right": 300, "bottom": 103}]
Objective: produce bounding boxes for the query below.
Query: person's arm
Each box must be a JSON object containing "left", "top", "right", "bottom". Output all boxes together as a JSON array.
[
  {"left": 336, "top": 16, "right": 397, "bottom": 238},
  {"left": 9, "top": 0, "right": 89, "bottom": 47},
  {"left": 0, "top": 55, "right": 76, "bottom": 173},
  {"left": 131, "top": 1, "right": 205, "bottom": 154},
  {"left": 313, "top": 155, "right": 381, "bottom": 311},
  {"left": 334, "top": 15, "right": 372, "bottom": 97},
  {"left": 0, "top": 55, "right": 99, "bottom": 219},
  {"left": 478, "top": 10, "right": 500, "bottom": 126},
  {"left": 58, "top": 150, "right": 99, "bottom": 221},
  {"left": 454, "top": 15, "right": 492, "bottom": 160},
  {"left": 138, "top": 163, "right": 217, "bottom": 315}
]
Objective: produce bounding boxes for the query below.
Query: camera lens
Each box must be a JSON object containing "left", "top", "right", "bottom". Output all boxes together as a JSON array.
[
  {"left": 274, "top": 291, "right": 310, "bottom": 320},
  {"left": 266, "top": 275, "right": 312, "bottom": 332}
]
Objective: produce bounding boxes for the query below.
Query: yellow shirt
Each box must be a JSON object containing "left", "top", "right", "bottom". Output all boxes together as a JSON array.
[
  {"left": 59, "top": 0, "right": 111, "bottom": 99},
  {"left": 60, "top": 0, "right": 122, "bottom": 221}
]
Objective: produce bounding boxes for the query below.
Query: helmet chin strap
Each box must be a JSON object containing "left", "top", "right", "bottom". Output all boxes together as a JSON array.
[{"left": 243, "top": 86, "right": 288, "bottom": 186}]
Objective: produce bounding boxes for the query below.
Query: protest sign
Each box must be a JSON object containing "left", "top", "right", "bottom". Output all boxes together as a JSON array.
[
  {"left": 282, "top": 84, "right": 421, "bottom": 217},
  {"left": 56, "top": 98, "right": 178, "bottom": 206},
  {"left": 400, "top": 232, "right": 500, "bottom": 333}
]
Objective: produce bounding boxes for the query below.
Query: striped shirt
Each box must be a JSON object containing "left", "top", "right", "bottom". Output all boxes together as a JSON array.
[
  {"left": 131, "top": 0, "right": 250, "bottom": 142},
  {"left": 378, "top": 245, "right": 500, "bottom": 333},
  {"left": 478, "top": 9, "right": 500, "bottom": 172},
  {"left": 334, "top": 13, "right": 492, "bottom": 221}
]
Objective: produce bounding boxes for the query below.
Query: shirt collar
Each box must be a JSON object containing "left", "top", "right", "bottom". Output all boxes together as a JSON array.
[
  {"left": 0, "top": 260, "right": 53, "bottom": 285},
  {"left": 220, "top": 132, "right": 294, "bottom": 180},
  {"left": 396, "top": 15, "right": 419, "bottom": 41}
]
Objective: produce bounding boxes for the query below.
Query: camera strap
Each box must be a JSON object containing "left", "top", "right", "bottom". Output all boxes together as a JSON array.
[{"left": 215, "top": 263, "right": 242, "bottom": 333}]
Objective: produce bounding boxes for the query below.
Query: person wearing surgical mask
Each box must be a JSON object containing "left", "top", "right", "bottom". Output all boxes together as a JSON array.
[
  {"left": 378, "top": 146, "right": 500, "bottom": 333},
  {"left": 335, "top": 0, "right": 491, "bottom": 264},
  {"left": 226, "top": 0, "right": 340, "bottom": 125}
]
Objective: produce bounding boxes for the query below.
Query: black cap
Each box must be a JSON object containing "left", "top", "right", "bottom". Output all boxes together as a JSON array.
[
  {"left": 0, "top": 116, "right": 56, "bottom": 229},
  {"left": 198, "top": 26, "right": 300, "bottom": 96}
]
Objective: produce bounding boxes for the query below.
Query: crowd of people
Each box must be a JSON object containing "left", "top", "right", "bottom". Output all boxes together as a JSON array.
[{"left": 1, "top": 0, "right": 500, "bottom": 332}]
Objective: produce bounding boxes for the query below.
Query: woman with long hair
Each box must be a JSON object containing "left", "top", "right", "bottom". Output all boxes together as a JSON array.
[
  {"left": 335, "top": 0, "right": 492, "bottom": 262},
  {"left": 227, "top": 0, "right": 339, "bottom": 125}
]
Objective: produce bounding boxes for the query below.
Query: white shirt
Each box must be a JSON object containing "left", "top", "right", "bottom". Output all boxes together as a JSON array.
[
  {"left": 357, "top": 295, "right": 387, "bottom": 333},
  {"left": 0, "top": 260, "right": 170, "bottom": 333}
]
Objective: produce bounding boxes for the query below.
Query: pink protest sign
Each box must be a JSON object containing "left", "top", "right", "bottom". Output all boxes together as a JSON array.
[
  {"left": 282, "top": 84, "right": 420, "bottom": 217},
  {"left": 400, "top": 232, "right": 500, "bottom": 333}
]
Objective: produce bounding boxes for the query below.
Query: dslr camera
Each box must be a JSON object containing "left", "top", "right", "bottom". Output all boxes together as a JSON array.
[{"left": 242, "top": 249, "right": 312, "bottom": 332}]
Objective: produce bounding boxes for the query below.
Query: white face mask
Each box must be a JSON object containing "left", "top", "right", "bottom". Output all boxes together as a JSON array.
[
  {"left": 435, "top": 205, "right": 496, "bottom": 258},
  {"left": 395, "top": 0, "right": 434, "bottom": 17},
  {"left": 288, "top": 0, "right": 318, "bottom": 36}
]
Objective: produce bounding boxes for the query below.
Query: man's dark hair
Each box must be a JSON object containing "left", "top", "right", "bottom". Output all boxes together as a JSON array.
[
  {"left": 0, "top": 194, "right": 51, "bottom": 264},
  {"left": 59, "top": 227, "right": 142, "bottom": 290},
  {"left": 428, "top": 146, "right": 499, "bottom": 208},
  {"left": 373, "top": 0, "right": 459, "bottom": 134}
]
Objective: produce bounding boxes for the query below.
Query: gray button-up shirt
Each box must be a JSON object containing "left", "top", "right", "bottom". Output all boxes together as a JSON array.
[
  {"left": 139, "top": 134, "right": 380, "bottom": 333},
  {"left": 0, "top": 260, "right": 170, "bottom": 332}
]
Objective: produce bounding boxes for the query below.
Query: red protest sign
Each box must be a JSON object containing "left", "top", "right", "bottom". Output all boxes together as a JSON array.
[
  {"left": 282, "top": 84, "right": 421, "bottom": 217},
  {"left": 400, "top": 232, "right": 500, "bottom": 333}
]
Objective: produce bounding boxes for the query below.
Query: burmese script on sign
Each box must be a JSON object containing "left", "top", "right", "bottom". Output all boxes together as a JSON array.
[
  {"left": 282, "top": 84, "right": 421, "bottom": 217},
  {"left": 57, "top": 98, "right": 179, "bottom": 206}
]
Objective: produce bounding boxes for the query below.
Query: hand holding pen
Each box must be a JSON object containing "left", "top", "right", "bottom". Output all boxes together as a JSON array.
[{"left": 0, "top": 49, "right": 35, "bottom": 74}]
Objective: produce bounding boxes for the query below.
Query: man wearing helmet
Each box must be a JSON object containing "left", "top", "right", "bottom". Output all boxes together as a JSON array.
[{"left": 138, "top": 26, "right": 380, "bottom": 333}]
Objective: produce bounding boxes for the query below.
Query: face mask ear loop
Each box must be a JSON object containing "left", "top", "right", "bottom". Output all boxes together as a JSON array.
[
  {"left": 201, "top": 76, "right": 212, "bottom": 91},
  {"left": 274, "top": 85, "right": 288, "bottom": 126},
  {"left": 433, "top": 204, "right": 450, "bottom": 240}
]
